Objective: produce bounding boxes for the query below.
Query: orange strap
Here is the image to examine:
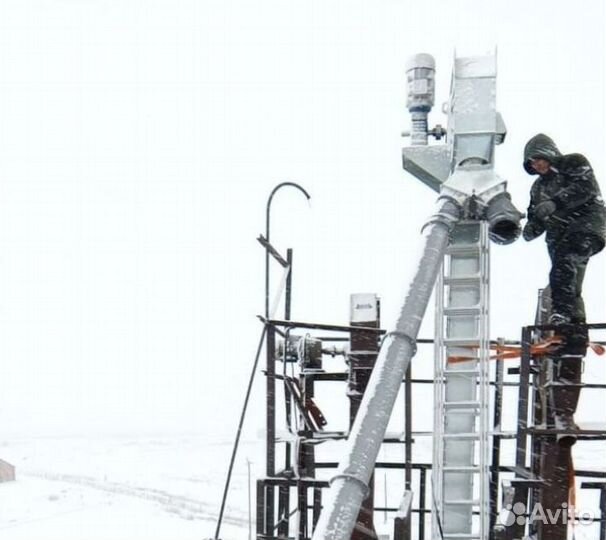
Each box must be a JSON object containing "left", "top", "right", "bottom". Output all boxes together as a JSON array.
[{"left": 447, "top": 337, "right": 604, "bottom": 364}]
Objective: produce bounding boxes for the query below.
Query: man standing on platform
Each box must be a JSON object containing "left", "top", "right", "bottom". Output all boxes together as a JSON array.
[
  {"left": 522, "top": 133, "right": 606, "bottom": 445},
  {"left": 522, "top": 133, "right": 606, "bottom": 342}
]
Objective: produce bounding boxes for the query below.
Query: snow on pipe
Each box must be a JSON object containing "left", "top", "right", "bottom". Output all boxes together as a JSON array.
[{"left": 311, "top": 196, "right": 461, "bottom": 540}]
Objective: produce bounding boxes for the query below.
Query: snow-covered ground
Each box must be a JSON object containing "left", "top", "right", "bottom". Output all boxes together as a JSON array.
[{"left": 0, "top": 436, "right": 262, "bottom": 540}]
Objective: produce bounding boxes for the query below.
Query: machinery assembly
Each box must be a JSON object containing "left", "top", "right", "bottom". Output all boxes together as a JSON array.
[{"left": 217, "top": 52, "right": 606, "bottom": 540}]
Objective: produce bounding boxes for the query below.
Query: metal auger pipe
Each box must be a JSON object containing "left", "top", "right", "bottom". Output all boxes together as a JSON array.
[{"left": 311, "top": 195, "right": 461, "bottom": 540}]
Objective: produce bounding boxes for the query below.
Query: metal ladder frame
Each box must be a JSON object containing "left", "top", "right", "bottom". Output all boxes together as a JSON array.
[{"left": 433, "top": 220, "right": 491, "bottom": 540}]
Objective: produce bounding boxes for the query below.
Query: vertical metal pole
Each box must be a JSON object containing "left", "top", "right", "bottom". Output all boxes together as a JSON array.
[
  {"left": 299, "top": 374, "right": 316, "bottom": 538},
  {"left": 530, "top": 289, "right": 549, "bottom": 521},
  {"left": 348, "top": 293, "right": 380, "bottom": 540},
  {"left": 490, "top": 339, "right": 505, "bottom": 531},
  {"left": 419, "top": 468, "right": 427, "bottom": 540},
  {"left": 533, "top": 348, "right": 547, "bottom": 536},
  {"left": 279, "top": 248, "right": 294, "bottom": 538},
  {"left": 278, "top": 485, "right": 290, "bottom": 538},
  {"left": 600, "top": 489, "right": 606, "bottom": 540},
  {"left": 516, "top": 327, "right": 532, "bottom": 469},
  {"left": 510, "top": 326, "right": 532, "bottom": 540},
  {"left": 247, "top": 459, "right": 252, "bottom": 540},
  {"left": 266, "top": 325, "right": 276, "bottom": 533},
  {"left": 298, "top": 365, "right": 316, "bottom": 538},
  {"left": 299, "top": 484, "right": 308, "bottom": 540},
  {"left": 313, "top": 487, "right": 322, "bottom": 530},
  {"left": 257, "top": 480, "right": 265, "bottom": 538},
  {"left": 384, "top": 473, "right": 388, "bottom": 524},
  {"left": 405, "top": 364, "right": 412, "bottom": 492},
  {"left": 285, "top": 249, "right": 293, "bottom": 320},
  {"left": 393, "top": 491, "right": 413, "bottom": 540}
]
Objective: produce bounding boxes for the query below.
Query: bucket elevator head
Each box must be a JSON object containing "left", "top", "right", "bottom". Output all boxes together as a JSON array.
[{"left": 402, "top": 52, "right": 523, "bottom": 244}]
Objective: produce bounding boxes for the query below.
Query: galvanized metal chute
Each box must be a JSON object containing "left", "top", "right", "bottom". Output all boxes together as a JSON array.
[{"left": 311, "top": 52, "right": 523, "bottom": 540}]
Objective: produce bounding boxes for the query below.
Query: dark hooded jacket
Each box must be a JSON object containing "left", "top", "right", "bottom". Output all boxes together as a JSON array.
[{"left": 523, "top": 133, "right": 606, "bottom": 254}]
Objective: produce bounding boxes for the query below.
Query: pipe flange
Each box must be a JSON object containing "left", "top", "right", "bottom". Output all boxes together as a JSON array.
[
  {"left": 329, "top": 472, "right": 370, "bottom": 499},
  {"left": 421, "top": 197, "right": 461, "bottom": 233},
  {"left": 385, "top": 330, "right": 418, "bottom": 357}
]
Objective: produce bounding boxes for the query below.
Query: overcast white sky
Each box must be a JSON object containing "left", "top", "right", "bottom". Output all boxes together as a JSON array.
[{"left": 0, "top": 0, "right": 604, "bottom": 438}]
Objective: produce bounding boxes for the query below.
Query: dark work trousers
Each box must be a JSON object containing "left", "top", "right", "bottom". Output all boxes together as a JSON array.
[
  {"left": 548, "top": 235, "right": 597, "bottom": 323},
  {"left": 550, "top": 356, "right": 583, "bottom": 419}
]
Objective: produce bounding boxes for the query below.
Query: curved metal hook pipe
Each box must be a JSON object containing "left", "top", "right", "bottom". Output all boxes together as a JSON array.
[{"left": 265, "top": 182, "right": 311, "bottom": 318}]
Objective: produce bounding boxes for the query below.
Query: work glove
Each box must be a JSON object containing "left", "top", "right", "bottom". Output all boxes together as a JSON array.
[
  {"left": 523, "top": 221, "right": 543, "bottom": 241},
  {"left": 534, "top": 200, "right": 556, "bottom": 220}
]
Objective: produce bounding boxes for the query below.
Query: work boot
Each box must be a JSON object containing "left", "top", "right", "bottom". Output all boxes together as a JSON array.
[{"left": 554, "top": 414, "right": 579, "bottom": 447}]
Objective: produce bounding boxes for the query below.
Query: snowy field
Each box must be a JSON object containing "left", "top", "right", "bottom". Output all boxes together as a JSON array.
[{"left": 0, "top": 436, "right": 264, "bottom": 540}]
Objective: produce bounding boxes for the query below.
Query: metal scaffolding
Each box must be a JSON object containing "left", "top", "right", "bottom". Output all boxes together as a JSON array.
[{"left": 504, "top": 319, "right": 606, "bottom": 540}]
